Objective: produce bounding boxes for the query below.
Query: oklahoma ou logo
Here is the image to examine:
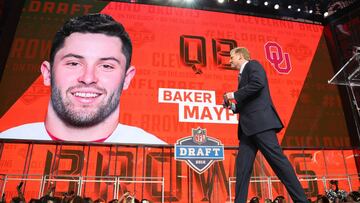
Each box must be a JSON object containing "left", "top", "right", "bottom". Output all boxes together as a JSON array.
[{"left": 264, "top": 42, "right": 292, "bottom": 74}]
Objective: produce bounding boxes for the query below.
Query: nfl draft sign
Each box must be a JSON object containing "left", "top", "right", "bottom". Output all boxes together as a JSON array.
[{"left": 174, "top": 127, "right": 224, "bottom": 174}]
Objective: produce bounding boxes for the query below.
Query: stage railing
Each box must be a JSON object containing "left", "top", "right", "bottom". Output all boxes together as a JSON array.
[
  {"left": 228, "top": 174, "right": 360, "bottom": 203},
  {"left": 1, "top": 173, "right": 359, "bottom": 202},
  {"left": 0, "top": 174, "right": 165, "bottom": 203}
]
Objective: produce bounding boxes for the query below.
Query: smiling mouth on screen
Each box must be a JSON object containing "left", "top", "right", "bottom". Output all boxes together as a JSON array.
[{"left": 71, "top": 91, "right": 103, "bottom": 104}]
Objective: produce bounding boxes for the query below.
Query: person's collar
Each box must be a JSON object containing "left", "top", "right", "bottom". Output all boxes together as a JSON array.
[
  {"left": 240, "top": 60, "right": 249, "bottom": 74},
  {"left": 45, "top": 125, "right": 114, "bottom": 142}
]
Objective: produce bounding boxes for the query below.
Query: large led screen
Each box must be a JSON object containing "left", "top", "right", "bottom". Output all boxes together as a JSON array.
[{"left": 0, "top": 0, "right": 349, "bottom": 147}]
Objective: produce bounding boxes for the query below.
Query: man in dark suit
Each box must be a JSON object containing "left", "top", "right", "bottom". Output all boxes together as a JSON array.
[{"left": 223, "top": 47, "right": 308, "bottom": 203}]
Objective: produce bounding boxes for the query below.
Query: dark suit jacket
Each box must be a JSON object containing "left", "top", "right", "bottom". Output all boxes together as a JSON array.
[{"left": 233, "top": 60, "right": 283, "bottom": 136}]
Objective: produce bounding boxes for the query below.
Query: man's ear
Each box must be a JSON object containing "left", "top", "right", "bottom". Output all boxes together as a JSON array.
[
  {"left": 122, "top": 66, "right": 136, "bottom": 90},
  {"left": 41, "top": 61, "right": 51, "bottom": 86}
]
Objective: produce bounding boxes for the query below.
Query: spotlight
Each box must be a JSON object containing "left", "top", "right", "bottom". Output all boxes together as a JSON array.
[
  {"left": 218, "top": 0, "right": 224, "bottom": 3},
  {"left": 274, "top": 4, "right": 279, "bottom": 9},
  {"left": 297, "top": 8, "right": 301, "bottom": 12},
  {"left": 246, "top": 0, "right": 251, "bottom": 4},
  {"left": 234, "top": 0, "right": 238, "bottom": 1},
  {"left": 324, "top": 11, "right": 329, "bottom": 17},
  {"left": 184, "top": 0, "right": 193, "bottom": 2},
  {"left": 264, "top": 1, "right": 269, "bottom": 6},
  {"left": 288, "top": 5, "right": 292, "bottom": 9},
  {"left": 353, "top": 46, "right": 360, "bottom": 53},
  {"left": 309, "top": 9, "right": 313, "bottom": 13}
]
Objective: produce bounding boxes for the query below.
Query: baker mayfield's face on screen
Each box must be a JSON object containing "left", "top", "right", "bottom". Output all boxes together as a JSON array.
[{"left": 42, "top": 33, "right": 134, "bottom": 127}]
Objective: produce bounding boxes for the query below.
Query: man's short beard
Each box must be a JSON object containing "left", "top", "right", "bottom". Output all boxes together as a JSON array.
[{"left": 51, "top": 84, "right": 122, "bottom": 128}]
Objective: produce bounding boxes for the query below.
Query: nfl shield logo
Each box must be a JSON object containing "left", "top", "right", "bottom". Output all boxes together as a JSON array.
[
  {"left": 192, "top": 127, "right": 207, "bottom": 144},
  {"left": 174, "top": 127, "right": 225, "bottom": 174}
]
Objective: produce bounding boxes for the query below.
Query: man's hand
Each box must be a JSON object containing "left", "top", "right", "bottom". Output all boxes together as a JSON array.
[
  {"left": 222, "top": 100, "right": 233, "bottom": 109},
  {"left": 224, "top": 92, "right": 234, "bottom": 101},
  {"left": 223, "top": 93, "right": 234, "bottom": 109}
]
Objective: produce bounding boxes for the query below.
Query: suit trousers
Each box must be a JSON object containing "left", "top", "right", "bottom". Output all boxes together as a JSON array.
[{"left": 234, "top": 129, "right": 308, "bottom": 203}]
